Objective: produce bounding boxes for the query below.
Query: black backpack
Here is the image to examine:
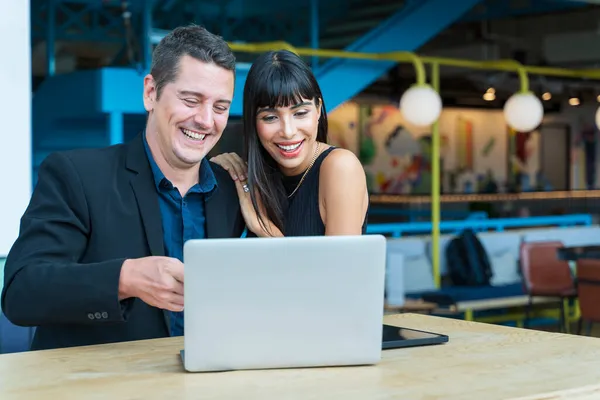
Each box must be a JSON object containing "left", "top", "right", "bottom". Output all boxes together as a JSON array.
[{"left": 445, "top": 229, "right": 493, "bottom": 286}]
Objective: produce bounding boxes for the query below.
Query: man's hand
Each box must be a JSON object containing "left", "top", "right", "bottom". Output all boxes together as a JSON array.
[{"left": 118, "top": 257, "right": 184, "bottom": 311}]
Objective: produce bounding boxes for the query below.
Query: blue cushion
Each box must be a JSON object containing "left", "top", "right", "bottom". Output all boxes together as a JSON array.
[
  {"left": 0, "top": 313, "right": 32, "bottom": 353},
  {"left": 0, "top": 258, "right": 33, "bottom": 353}
]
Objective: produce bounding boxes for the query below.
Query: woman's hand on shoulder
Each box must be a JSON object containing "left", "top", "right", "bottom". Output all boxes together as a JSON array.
[
  {"left": 209, "top": 152, "right": 247, "bottom": 181},
  {"left": 209, "top": 153, "right": 282, "bottom": 237},
  {"left": 232, "top": 180, "right": 284, "bottom": 238},
  {"left": 319, "top": 148, "right": 368, "bottom": 235}
]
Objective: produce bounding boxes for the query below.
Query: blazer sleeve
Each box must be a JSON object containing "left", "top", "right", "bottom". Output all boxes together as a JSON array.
[{"left": 1, "top": 152, "right": 132, "bottom": 327}]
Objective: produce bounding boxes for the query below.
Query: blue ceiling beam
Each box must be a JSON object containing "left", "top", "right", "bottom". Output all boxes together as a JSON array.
[
  {"left": 41, "top": 0, "right": 487, "bottom": 118},
  {"left": 314, "top": 0, "right": 485, "bottom": 112},
  {"left": 147, "top": 0, "right": 483, "bottom": 115}
]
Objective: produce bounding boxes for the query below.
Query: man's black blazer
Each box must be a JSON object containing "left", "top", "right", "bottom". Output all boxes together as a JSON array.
[{"left": 1, "top": 133, "right": 245, "bottom": 350}]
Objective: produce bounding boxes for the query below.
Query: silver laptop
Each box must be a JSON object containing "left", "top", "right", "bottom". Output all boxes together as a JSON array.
[{"left": 181, "top": 234, "right": 386, "bottom": 372}]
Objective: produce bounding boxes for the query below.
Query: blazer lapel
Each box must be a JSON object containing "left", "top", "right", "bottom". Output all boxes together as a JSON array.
[
  {"left": 126, "top": 134, "right": 165, "bottom": 257},
  {"left": 205, "top": 187, "right": 231, "bottom": 239},
  {"left": 125, "top": 133, "right": 171, "bottom": 335},
  {"left": 205, "top": 163, "right": 246, "bottom": 239},
  {"left": 130, "top": 176, "right": 164, "bottom": 256}
]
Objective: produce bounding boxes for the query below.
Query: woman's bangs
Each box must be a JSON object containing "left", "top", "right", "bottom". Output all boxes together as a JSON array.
[{"left": 255, "top": 66, "right": 316, "bottom": 110}]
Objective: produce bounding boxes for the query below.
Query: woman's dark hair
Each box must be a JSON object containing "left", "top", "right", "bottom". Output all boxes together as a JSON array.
[{"left": 243, "top": 50, "right": 328, "bottom": 235}]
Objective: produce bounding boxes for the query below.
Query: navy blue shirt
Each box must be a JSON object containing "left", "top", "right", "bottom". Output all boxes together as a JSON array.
[{"left": 143, "top": 133, "right": 217, "bottom": 336}]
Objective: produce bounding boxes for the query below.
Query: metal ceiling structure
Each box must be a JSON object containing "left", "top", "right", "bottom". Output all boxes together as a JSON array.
[
  {"left": 31, "top": 0, "right": 595, "bottom": 79},
  {"left": 27, "top": 0, "right": 600, "bottom": 181}
]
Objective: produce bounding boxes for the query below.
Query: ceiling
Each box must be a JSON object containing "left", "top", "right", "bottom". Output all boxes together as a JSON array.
[{"left": 30, "top": 0, "right": 600, "bottom": 109}]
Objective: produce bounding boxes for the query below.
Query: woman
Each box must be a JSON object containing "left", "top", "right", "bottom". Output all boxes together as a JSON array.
[{"left": 211, "top": 50, "right": 368, "bottom": 237}]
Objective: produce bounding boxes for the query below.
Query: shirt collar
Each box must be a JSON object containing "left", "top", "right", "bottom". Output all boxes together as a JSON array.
[{"left": 143, "top": 131, "right": 218, "bottom": 195}]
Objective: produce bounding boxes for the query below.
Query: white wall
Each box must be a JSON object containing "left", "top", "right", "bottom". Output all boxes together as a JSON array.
[
  {"left": 545, "top": 103, "right": 600, "bottom": 190},
  {"left": 0, "top": 1, "right": 31, "bottom": 257}
]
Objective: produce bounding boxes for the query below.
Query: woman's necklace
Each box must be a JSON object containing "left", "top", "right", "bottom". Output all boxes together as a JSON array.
[{"left": 287, "top": 142, "right": 321, "bottom": 198}]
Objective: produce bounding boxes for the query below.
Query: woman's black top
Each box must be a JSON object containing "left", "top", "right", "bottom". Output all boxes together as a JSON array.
[{"left": 280, "top": 147, "right": 368, "bottom": 236}]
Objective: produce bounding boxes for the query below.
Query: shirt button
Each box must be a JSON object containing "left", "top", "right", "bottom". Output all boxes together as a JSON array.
[
  {"left": 94, "top": 312, "right": 102, "bottom": 319},
  {"left": 101, "top": 312, "right": 108, "bottom": 319},
  {"left": 88, "top": 313, "right": 95, "bottom": 320}
]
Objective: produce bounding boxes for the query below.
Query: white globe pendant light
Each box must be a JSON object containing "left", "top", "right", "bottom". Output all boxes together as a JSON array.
[
  {"left": 399, "top": 84, "right": 443, "bottom": 127},
  {"left": 503, "top": 91, "right": 544, "bottom": 132},
  {"left": 595, "top": 106, "right": 600, "bottom": 130}
]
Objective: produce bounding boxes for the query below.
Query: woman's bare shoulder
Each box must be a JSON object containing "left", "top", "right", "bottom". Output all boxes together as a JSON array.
[
  {"left": 320, "top": 147, "right": 364, "bottom": 177},
  {"left": 319, "top": 147, "right": 366, "bottom": 188}
]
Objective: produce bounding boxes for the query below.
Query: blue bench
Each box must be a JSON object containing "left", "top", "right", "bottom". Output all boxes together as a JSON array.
[
  {"left": 406, "top": 283, "right": 525, "bottom": 305},
  {"left": 383, "top": 219, "right": 599, "bottom": 326},
  {"left": 0, "top": 314, "right": 32, "bottom": 354},
  {"left": 0, "top": 257, "right": 33, "bottom": 353}
]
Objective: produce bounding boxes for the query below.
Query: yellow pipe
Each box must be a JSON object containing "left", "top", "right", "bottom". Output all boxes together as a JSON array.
[
  {"left": 229, "top": 41, "right": 298, "bottom": 55},
  {"left": 483, "top": 60, "right": 529, "bottom": 93},
  {"left": 431, "top": 62, "right": 441, "bottom": 288},
  {"left": 227, "top": 40, "right": 600, "bottom": 81},
  {"left": 421, "top": 57, "right": 531, "bottom": 93},
  {"left": 229, "top": 41, "right": 428, "bottom": 85},
  {"left": 378, "top": 51, "right": 426, "bottom": 85},
  {"left": 419, "top": 55, "right": 600, "bottom": 81}
]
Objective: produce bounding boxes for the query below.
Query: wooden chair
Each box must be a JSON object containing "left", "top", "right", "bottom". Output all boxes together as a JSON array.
[
  {"left": 520, "top": 241, "right": 577, "bottom": 331},
  {"left": 575, "top": 259, "right": 600, "bottom": 335}
]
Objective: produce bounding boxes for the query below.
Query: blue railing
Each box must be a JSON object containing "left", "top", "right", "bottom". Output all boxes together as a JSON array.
[
  {"left": 368, "top": 209, "right": 488, "bottom": 222},
  {"left": 366, "top": 214, "right": 593, "bottom": 237}
]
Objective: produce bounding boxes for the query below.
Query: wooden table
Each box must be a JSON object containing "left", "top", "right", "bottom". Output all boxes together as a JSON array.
[{"left": 2, "top": 314, "right": 600, "bottom": 399}]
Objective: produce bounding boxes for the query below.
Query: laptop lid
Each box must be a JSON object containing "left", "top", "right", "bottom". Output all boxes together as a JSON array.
[{"left": 182, "top": 235, "right": 386, "bottom": 372}]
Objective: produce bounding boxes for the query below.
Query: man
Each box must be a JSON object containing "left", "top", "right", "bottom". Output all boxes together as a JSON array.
[{"left": 1, "top": 25, "right": 245, "bottom": 350}]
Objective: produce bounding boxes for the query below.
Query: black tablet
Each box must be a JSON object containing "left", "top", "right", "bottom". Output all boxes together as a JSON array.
[{"left": 382, "top": 324, "right": 449, "bottom": 350}]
